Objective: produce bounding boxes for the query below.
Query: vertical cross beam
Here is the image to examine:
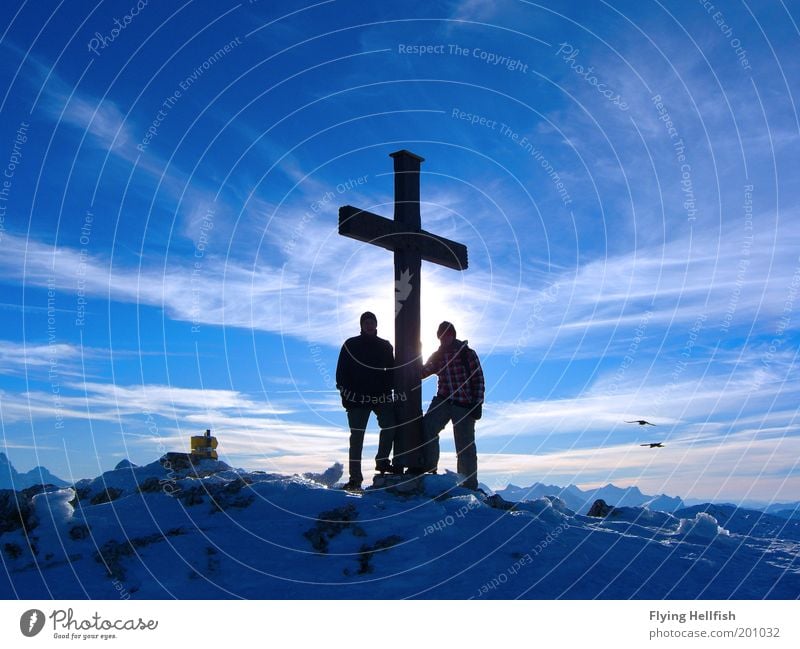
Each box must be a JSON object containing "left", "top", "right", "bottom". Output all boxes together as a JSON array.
[{"left": 390, "top": 150, "right": 424, "bottom": 469}]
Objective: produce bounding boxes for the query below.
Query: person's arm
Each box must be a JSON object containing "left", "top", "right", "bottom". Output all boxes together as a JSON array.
[
  {"left": 335, "top": 343, "right": 350, "bottom": 392},
  {"left": 470, "top": 350, "right": 485, "bottom": 404},
  {"left": 384, "top": 341, "right": 395, "bottom": 394},
  {"left": 420, "top": 350, "right": 441, "bottom": 379}
]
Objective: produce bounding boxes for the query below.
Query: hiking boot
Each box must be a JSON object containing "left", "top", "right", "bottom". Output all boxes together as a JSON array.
[
  {"left": 375, "top": 460, "right": 392, "bottom": 474},
  {"left": 343, "top": 480, "right": 363, "bottom": 492}
]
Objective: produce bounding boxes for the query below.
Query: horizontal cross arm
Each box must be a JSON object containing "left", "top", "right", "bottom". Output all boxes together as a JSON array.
[
  {"left": 416, "top": 230, "right": 468, "bottom": 271},
  {"left": 339, "top": 205, "right": 468, "bottom": 271},
  {"left": 338, "top": 205, "right": 397, "bottom": 253}
]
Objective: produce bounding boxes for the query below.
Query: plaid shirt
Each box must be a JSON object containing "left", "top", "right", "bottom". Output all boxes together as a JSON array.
[{"left": 421, "top": 339, "right": 485, "bottom": 405}]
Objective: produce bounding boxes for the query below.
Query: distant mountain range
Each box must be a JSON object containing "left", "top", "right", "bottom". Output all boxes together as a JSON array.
[
  {"left": 496, "top": 481, "right": 685, "bottom": 514},
  {"left": 0, "top": 453, "right": 70, "bottom": 491},
  {"left": 495, "top": 481, "right": 800, "bottom": 519}
]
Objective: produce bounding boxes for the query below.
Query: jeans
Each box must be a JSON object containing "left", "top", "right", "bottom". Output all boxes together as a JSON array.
[
  {"left": 421, "top": 396, "right": 478, "bottom": 489},
  {"left": 346, "top": 404, "right": 397, "bottom": 483}
]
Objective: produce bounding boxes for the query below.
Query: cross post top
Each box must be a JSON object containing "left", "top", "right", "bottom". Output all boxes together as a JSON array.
[{"left": 389, "top": 149, "right": 425, "bottom": 164}]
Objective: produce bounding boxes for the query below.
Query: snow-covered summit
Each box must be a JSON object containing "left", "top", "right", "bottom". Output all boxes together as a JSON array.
[{"left": 1, "top": 456, "right": 797, "bottom": 599}]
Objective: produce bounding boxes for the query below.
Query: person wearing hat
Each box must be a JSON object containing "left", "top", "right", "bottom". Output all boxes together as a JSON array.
[
  {"left": 420, "top": 321, "right": 485, "bottom": 489},
  {"left": 336, "top": 311, "right": 399, "bottom": 490}
]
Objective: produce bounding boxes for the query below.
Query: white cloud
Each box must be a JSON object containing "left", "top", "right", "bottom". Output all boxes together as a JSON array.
[{"left": 0, "top": 340, "right": 81, "bottom": 377}]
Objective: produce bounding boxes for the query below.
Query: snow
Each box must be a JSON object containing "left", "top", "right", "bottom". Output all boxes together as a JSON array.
[
  {"left": 1, "top": 458, "right": 798, "bottom": 599},
  {"left": 675, "top": 512, "right": 731, "bottom": 540}
]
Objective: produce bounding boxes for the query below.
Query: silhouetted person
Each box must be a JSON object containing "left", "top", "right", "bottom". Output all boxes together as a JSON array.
[
  {"left": 420, "top": 321, "right": 485, "bottom": 490},
  {"left": 336, "top": 311, "right": 397, "bottom": 490}
]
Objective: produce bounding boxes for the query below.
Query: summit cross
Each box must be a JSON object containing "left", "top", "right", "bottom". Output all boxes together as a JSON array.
[{"left": 338, "top": 150, "right": 468, "bottom": 470}]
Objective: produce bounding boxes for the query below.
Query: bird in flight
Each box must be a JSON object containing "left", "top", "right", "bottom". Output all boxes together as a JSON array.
[
  {"left": 626, "top": 420, "right": 656, "bottom": 426},
  {"left": 640, "top": 442, "right": 664, "bottom": 448}
]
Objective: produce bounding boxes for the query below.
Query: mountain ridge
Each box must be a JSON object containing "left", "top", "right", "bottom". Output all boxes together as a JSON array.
[{"left": 0, "top": 452, "right": 70, "bottom": 491}]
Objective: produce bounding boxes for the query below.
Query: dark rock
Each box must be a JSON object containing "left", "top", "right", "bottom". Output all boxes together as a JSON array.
[
  {"left": 159, "top": 453, "right": 231, "bottom": 478},
  {"left": 3, "top": 542, "right": 22, "bottom": 559},
  {"left": 485, "top": 494, "right": 517, "bottom": 511},
  {"left": 375, "top": 474, "right": 423, "bottom": 496},
  {"left": 178, "top": 487, "right": 204, "bottom": 506},
  {"left": 587, "top": 499, "right": 614, "bottom": 517},
  {"left": 304, "top": 504, "right": 364, "bottom": 553},
  {"left": 114, "top": 459, "right": 137, "bottom": 470},
  {"left": 95, "top": 529, "right": 184, "bottom": 580},
  {"left": 90, "top": 487, "right": 123, "bottom": 505},
  {"left": 303, "top": 462, "right": 343, "bottom": 487},
  {"left": 209, "top": 479, "right": 255, "bottom": 512},
  {"left": 356, "top": 535, "right": 403, "bottom": 574},
  {"left": 137, "top": 477, "right": 164, "bottom": 494},
  {"left": 69, "top": 524, "right": 91, "bottom": 541},
  {"left": 0, "top": 489, "right": 37, "bottom": 535},
  {"left": 69, "top": 481, "right": 92, "bottom": 509},
  {"left": 21, "top": 484, "right": 61, "bottom": 498},
  {"left": 161, "top": 452, "right": 193, "bottom": 471}
]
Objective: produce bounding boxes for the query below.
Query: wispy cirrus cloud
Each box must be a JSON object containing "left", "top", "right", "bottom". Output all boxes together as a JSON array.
[{"left": 0, "top": 340, "right": 80, "bottom": 377}]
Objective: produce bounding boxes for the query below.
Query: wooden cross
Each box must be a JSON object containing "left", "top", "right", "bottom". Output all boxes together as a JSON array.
[{"left": 338, "top": 150, "right": 468, "bottom": 469}]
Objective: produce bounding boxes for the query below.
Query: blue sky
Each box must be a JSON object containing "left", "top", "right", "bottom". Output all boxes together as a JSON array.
[{"left": 0, "top": 0, "right": 798, "bottom": 502}]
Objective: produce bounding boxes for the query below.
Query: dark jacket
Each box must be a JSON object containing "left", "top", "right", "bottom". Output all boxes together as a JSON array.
[{"left": 336, "top": 333, "right": 395, "bottom": 407}]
